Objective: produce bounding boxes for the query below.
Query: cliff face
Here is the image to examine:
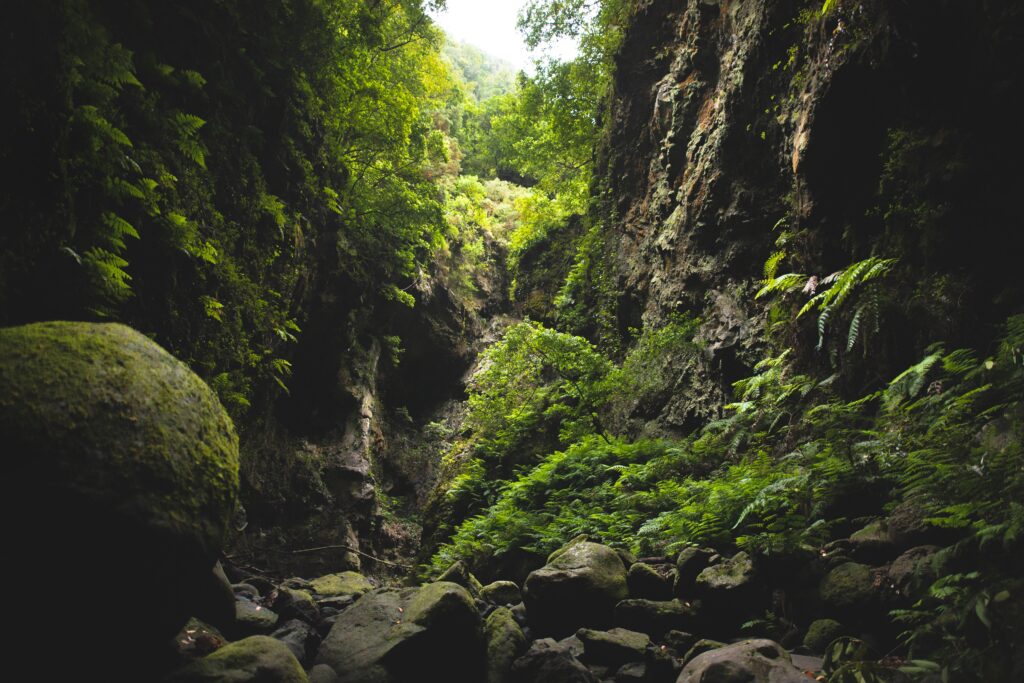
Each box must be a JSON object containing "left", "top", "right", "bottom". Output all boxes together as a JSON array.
[{"left": 603, "top": 0, "right": 1024, "bottom": 425}]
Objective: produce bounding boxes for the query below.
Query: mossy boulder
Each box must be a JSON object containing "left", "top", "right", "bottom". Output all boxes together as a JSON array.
[
  {"left": 678, "top": 640, "right": 805, "bottom": 683},
  {"left": 316, "top": 582, "right": 483, "bottom": 683},
  {"left": 576, "top": 627, "right": 650, "bottom": 666},
  {"left": 485, "top": 607, "right": 528, "bottom": 683},
  {"left": 524, "top": 541, "right": 629, "bottom": 637},
  {"left": 0, "top": 322, "right": 239, "bottom": 667},
  {"left": 164, "top": 635, "right": 308, "bottom": 683},
  {"left": 819, "top": 562, "right": 877, "bottom": 616},
  {"left": 803, "top": 618, "right": 846, "bottom": 653},
  {"left": 613, "top": 599, "right": 698, "bottom": 639},
  {"left": 481, "top": 580, "right": 522, "bottom": 605},
  {"left": 310, "top": 571, "right": 374, "bottom": 599}
]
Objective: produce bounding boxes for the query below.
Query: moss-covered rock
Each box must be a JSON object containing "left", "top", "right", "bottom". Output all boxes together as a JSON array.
[
  {"left": 0, "top": 322, "right": 239, "bottom": 667},
  {"left": 803, "top": 618, "right": 846, "bottom": 653},
  {"left": 576, "top": 627, "right": 650, "bottom": 666},
  {"left": 310, "top": 571, "right": 374, "bottom": 599},
  {"left": 678, "top": 640, "right": 805, "bottom": 683},
  {"left": 481, "top": 580, "right": 522, "bottom": 605},
  {"left": 164, "top": 635, "right": 308, "bottom": 683},
  {"left": 819, "top": 562, "right": 876, "bottom": 615},
  {"left": 485, "top": 607, "right": 527, "bottom": 683},
  {"left": 316, "top": 582, "right": 483, "bottom": 683},
  {"left": 613, "top": 599, "right": 698, "bottom": 639},
  {"left": 523, "top": 541, "right": 629, "bottom": 637},
  {"left": 437, "top": 559, "right": 485, "bottom": 597}
]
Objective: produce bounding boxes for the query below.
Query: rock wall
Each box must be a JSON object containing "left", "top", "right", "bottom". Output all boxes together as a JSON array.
[{"left": 603, "top": 0, "right": 1024, "bottom": 423}]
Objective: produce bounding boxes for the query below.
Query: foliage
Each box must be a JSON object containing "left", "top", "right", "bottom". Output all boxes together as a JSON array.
[{"left": 0, "top": 0, "right": 455, "bottom": 417}]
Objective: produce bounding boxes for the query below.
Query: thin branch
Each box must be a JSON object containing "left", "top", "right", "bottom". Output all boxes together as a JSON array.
[{"left": 291, "top": 543, "right": 413, "bottom": 569}]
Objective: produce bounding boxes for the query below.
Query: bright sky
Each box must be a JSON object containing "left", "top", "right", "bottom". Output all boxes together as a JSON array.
[{"left": 427, "top": 0, "right": 577, "bottom": 72}]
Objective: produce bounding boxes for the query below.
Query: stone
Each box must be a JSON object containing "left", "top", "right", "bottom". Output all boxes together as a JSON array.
[
  {"left": 616, "top": 662, "right": 646, "bottom": 682},
  {"left": 677, "top": 639, "right": 806, "bottom": 683},
  {"left": 309, "top": 664, "right": 340, "bottom": 683},
  {"left": 510, "top": 638, "right": 598, "bottom": 683},
  {"left": 271, "top": 587, "right": 320, "bottom": 624},
  {"left": 662, "top": 630, "right": 696, "bottom": 656},
  {"left": 819, "top": 562, "right": 877, "bottom": 616},
  {"left": 481, "top": 580, "right": 522, "bottom": 605},
  {"left": 577, "top": 627, "right": 651, "bottom": 666},
  {"left": 614, "top": 599, "right": 698, "bottom": 639},
  {"left": 172, "top": 618, "right": 228, "bottom": 660},
  {"left": 673, "top": 548, "right": 714, "bottom": 598},
  {"left": 0, "top": 322, "right": 239, "bottom": 667},
  {"left": 628, "top": 562, "right": 674, "bottom": 600},
  {"left": 233, "top": 583, "right": 261, "bottom": 600},
  {"left": 438, "top": 560, "right": 486, "bottom": 597},
  {"left": 681, "top": 640, "right": 726, "bottom": 666},
  {"left": 887, "top": 546, "right": 942, "bottom": 601},
  {"left": 524, "top": 541, "right": 629, "bottom": 637},
  {"left": 235, "top": 599, "right": 280, "bottom": 636},
  {"left": 485, "top": 607, "right": 528, "bottom": 683},
  {"left": 849, "top": 520, "right": 898, "bottom": 563},
  {"left": 316, "top": 582, "right": 483, "bottom": 683},
  {"left": 694, "top": 551, "right": 756, "bottom": 598},
  {"left": 164, "top": 635, "right": 308, "bottom": 683},
  {"left": 310, "top": 571, "right": 374, "bottom": 599},
  {"left": 271, "top": 619, "right": 321, "bottom": 666},
  {"left": 803, "top": 619, "right": 845, "bottom": 653}
]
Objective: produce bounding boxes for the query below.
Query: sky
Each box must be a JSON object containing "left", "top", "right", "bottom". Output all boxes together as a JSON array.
[{"left": 427, "top": 0, "right": 577, "bottom": 72}]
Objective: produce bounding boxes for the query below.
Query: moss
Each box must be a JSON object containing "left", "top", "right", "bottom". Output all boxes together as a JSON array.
[
  {"left": 819, "top": 562, "right": 875, "bottom": 611},
  {"left": 803, "top": 618, "right": 845, "bottom": 653},
  {"left": 310, "top": 571, "right": 374, "bottom": 598},
  {"left": 0, "top": 322, "right": 239, "bottom": 557},
  {"left": 165, "top": 635, "right": 308, "bottom": 682}
]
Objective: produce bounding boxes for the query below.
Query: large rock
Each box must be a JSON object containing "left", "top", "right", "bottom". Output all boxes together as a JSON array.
[
  {"left": 0, "top": 322, "right": 239, "bottom": 669},
  {"left": 315, "top": 582, "right": 483, "bottom": 683},
  {"left": 164, "top": 635, "right": 308, "bottom": 683},
  {"left": 676, "top": 639, "right": 806, "bottom": 683},
  {"left": 481, "top": 580, "right": 522, "bottom": 605},
  {"left": 524, "top": 541, "right": 629, "bottom": 636},
  {"left": 819, "top": 562, "right": 877, "bottom": 617},
  {"left": 627, "top": 562, "right": 675, "bottom": 600},
  {"left": 614, "top": 599, "right": 698, "bottom": 639},
  {"left": 310, "top": 571, "right": 374, "bottom": 599},
  {"left": 577, "top": 627, "right": 651, "bottom": 667},
  {"left": 485, "top": 607, "right": 528, "bottom": 683},
  {"left": 673, "top": 548, "right": 714, "bottom": 598},
  {"left": 510, "top": 638, "right": 598, "bottom": 683}
]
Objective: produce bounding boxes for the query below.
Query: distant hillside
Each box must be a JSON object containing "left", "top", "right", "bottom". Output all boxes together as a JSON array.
[{"left": 442, "top": 37, "right": 518, "bottom": 101}]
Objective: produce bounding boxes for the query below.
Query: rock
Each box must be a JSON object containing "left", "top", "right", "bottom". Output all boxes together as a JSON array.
[
  {"left": 235, "top": 599, "right": 280, "bottom": 636},
  {"left": 271, "top": 587, "right": 320, "bottom": 624},
  {"left": 887, "top": 546, "right": 942, "bottom": 601},
  {"left": 511, "top": 638, "right": 599, "bottom": 683},
  {"left": 310, "top": 571, "right": 374, "bottom": 599},
  {"left": 662, "top": 630, "right": 695, "bottom": 656},
  {"left": 644, "top": 645, "right": 679, "bottom": 683},
  {"left": 819, "top": 562, "right": 877, "bottom": 616},
  {"left": 271, "top": 619, "right": 321, "bottom": 666},
  {"left": 524, "top": 541, "right": 629, "bottom": 637},
  {"left": 614, "top": 599, "right": 697, "bottom": 639},
  {"left": 486, "top": 607, "right": 528, "bottom": 683},
  {"left": 245, "top": 576, "right": 278, "bottom": 596},
  {"left": 233, "top": 583, "right": 261, "bottom": 600},
  {"left": 616, "top": 662, "right": 646, "bottom": 682},
  {"left": 315, "top": 582, "right": 483, "bottom": 683},
  {"left": 309, "top": 664, "right": 340, "bottom": 683},
  {"left": 558, "top": 634, "right": 586, "bottom": 658},
  {"left": 673, "top": 548, "right": 714, "bottom": 598},
  {"left": 164, "top": 635, "right": 308, "bottom": 682},
  {"left": 577, "top": 627, "right": 651, "bottom": 666},
  {"left": 803, "top": 619, "right": 845, "bottom": 653},
  {"left": 849, "top": 520, "right": 899, "bottom": 563},
  {"left": 172, "top": 618, "right": 228, "bottom": 660},
  {"left": 694, "top": 551, "right": 756, "bottom": 600},
  {"left": 0, "top": 322, "right": 239, "bottom": 667},
  {"left": 681, "top": 640, "right": 726, "bottom": 666},
  {"left": 677, "top": 639, "right": 806, "bottom": 683},
  {"left": 482, "top": 580, "right": 523, "bottom": 605},
  {"left": 437, "top": 560, "right": 486, "bottom": 597},
  {"left": 628, "top": 562, "right": 674, "bottom": 600}
]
